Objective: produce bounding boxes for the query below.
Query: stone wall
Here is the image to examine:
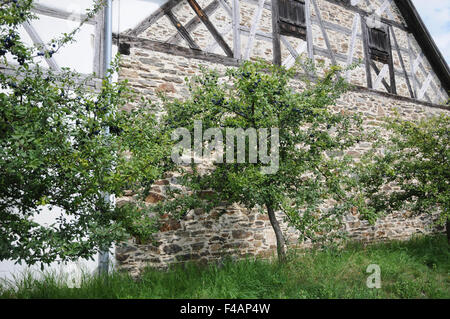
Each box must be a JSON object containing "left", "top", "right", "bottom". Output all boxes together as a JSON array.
[{"left": 115, "top": 0, "right": 449, "bottom": 276}]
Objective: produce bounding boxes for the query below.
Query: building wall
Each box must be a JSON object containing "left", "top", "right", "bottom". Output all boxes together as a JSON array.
[
  {"left": 116, "top": 41, "right": 447, "bottom": 275},
  {"left": 134, "top": 0, "right": 448, "bottom": 104}
]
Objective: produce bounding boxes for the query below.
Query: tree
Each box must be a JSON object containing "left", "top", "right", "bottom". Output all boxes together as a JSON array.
[
  {"left": 0, "top": 0, "right": 173, "bottom": 266},
  {"left": 154, "top": 59, "right": 365, "bottom": 262},
  {"left": 359, "top": 113, "right": 449, "bottom": 243}
]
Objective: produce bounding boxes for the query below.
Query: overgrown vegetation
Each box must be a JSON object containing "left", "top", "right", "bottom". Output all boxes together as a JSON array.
[
  {"left": 151, "top": 59, "right": 367, "bottom": 262},
  {"left": 1, "top": 235, "right": 448, "bottom": 299},
  {"left": 359, "top": 113, "right": 449, "bottom": 242},
  {"left": 0, "top": 0, "right": 174, "bottom": 266}
]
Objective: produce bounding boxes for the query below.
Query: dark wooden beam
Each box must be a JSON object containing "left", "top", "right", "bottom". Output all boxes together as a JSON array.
[
  {"left": 167, "top": 0, "right": 220, "bottom": 45},
  {"left": 31, "top": 3, "right": 96, "bottom": 24},
  {"left": 311, "top": 0, "right": 337, "bottom": 66},
  {"left": 271, "top": 0, "right": 282, "bottom": 65},
  {"left": 360, "top": 17, "right": 372, "bottom": 89},
  {"left": 113, "top": 34, "right": 449, "bottom": 110},
  {"left": 390, "top": 25, "right": 414, "bottom": 98},
  {"left": 114, "top": 34, "right": 239, "bottom": 67},
  {"left": 387, "top": 27, "right": 397, "bottom": 95},
  {"left": 165, "top": 10, "right": 201, "bottom": 50},
  {"left": 127, "top": 0, "right": 182, "bottom": 37},
  {"left": 186, "top": 0, "right": 233, "bottom": 57},
  {"left": 370, "top": 60, "right": 392, "bottom": 93}
]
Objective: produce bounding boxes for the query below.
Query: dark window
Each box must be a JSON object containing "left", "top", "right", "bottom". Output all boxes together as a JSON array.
[
  {"left": 368, "top": 26, "right": 390, "bottom": 63},
  {"left": 278, "top": 0, "right": 306, "bottom": 39}
]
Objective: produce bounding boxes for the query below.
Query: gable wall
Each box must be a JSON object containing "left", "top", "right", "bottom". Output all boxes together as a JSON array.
[
  {"left": 115, "top": 0, "right": 449, "bottom": 275},
  {"left": 125, "top": 0, "right": 448, "bottom": 104}
]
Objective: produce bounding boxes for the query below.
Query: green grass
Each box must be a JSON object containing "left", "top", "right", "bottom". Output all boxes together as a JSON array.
[{"left": 1, "top": 235, "right": 448, "bottom": 299}]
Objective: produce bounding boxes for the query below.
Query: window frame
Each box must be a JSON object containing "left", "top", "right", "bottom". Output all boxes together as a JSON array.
[
  {"left": 367, "top": 24, "right": 390, "bottom": 64},
  {"left": 278, "top": 0, "right": 307, "bottom": 40}
]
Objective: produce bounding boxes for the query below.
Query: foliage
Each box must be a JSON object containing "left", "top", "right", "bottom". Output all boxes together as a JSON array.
[
  {"left": 0, "top": 0, "right": 173, "bottom": 265},
  {"left": 0, "top": 235, "right": 448, "bottom": 299},
  {"left": 359, "top": 113, "right": 449, "bottom": 239},
  {"left": 151, "top": 59, "right": 366, "bottom": 261}
]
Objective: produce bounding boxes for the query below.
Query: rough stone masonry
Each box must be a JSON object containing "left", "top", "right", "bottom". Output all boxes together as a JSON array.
[{"left": 114, "top": 0, "right": 449, "bottom": 275}]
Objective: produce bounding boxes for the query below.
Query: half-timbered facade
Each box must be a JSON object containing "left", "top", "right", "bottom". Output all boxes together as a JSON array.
[{"left": 116, "top": 0, "right": 449, "bottom": 104}]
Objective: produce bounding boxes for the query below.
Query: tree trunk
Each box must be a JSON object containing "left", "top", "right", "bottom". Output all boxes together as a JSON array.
[{"left": 266, "top": 204, "right": 287, "bottom": 263}]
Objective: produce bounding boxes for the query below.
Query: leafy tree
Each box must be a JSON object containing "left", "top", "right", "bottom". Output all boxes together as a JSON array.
[
  {"left": 359, "top": 113, "right": 449, "bottom": 243},
  {"left": 0, "top": 0, "right": 173, "bottom": 266},
  {"left": 153, "top": 60, "right": 365, "bottom": 262}
]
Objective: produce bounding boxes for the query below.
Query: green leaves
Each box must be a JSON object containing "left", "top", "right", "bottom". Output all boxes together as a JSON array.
[
  {"left": 360, "top": 113, "right": 449, "bottom": 229},
  {"left": 0, "top": 1, "right": 171, "bottom": 265},
  {"left": 160, "top": 59, "right": 365, "bottom": 248}
]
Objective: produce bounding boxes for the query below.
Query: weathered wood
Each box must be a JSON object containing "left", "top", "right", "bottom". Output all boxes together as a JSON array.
[
  {"left": 123, "top": 1, "right": 417, "bottom": 56},
  {"left": 384, "top": 1, "right": 396, "bottom": 21},
  {"left": 360, "top": 16, "right": 373, "bottom": 88},
  {"left": 165, "top": 10, "right": 201, "bottom": 50},
  {"left": 374, "top": 0, "right": 396, "bottom": 22},
  {"left": 418, "top": 73, "right": 432, "bottom": 100},
  {"left": 115, "top": 34, "right": 448, "bottom": 110},
  {"left": 305, "top": 0, "right": 314, "bottom": 60},
  {"left": 206, "top": 24, "right": 233, "bottom": 53},
  {"left": 390, "top": 25, "right": 414, "bottom": 98},
  {"left": 93, "top": 9, "right": 105, "bottom": 77},
  {"left": 22, "top": 21, "right": 61, "bottom": 72},
  {"left": 324, "top": 0, "right": 407, "bottom": 31},
  {"left": 346, "top": 13, "right": 360, "bottom": 81},
  {"left": 240, "top": 26, "right": 272, "bottom": 42},
  {"left": 115, "top": 34, "right": 239, "bottom": 67},
  {"left": 271, "top": 0, "right": 282, "bottom": 65},
  {"left": 408, "top": 35, "right": 418, "bottom": 97},
  {"left": 308, "top": 17, "right": 411, "bottom": 56},
  {"left": 373, "top": 63, "right": 390, "bottom": 91},
  {"left": 313, "top": 46, "right": 360, "bottom": 66},
  {"left": 408, "top": 36, "right": 433, "bottom": 102},
  {"left": 367, "top": 25, "right": 390, "bottom": 64},
  {"left": 204, "top": 0, "right": 233, "bottom": 53},
  {"left": 167, "top": 0, "right": 220, "bottom": 45},
  {"left": 375, "top": 0, "right": 392, "bottom": 17},
  {"left": 218, "top": 0, "right": 233, "bottom": 17},
  {"left": 279, "top": 0, "right": 306, "bottom": 27},
  {"left": 0, "top": 64, "right": 102, "bottom": 91},
  {"left": 414, "top": 54, "right": 440, "bottom": 103},
  {"left": 232, "top": 0, "right": 241, "bottom": 59},
  {"left": 311, "top": 0, "right": 337, "bottom": 65},
  {"left": 281, "top": 36, "right": 307, "bottom": 69},
  {"left": 387, "top": 25, "right": 397, "bottom": 95},
  {"left": 186, "top": 0, "right": 233, "bottom": 57},
  {"left": 394, "top": 0, "right": 450, "bottom": 94},
  {"left": 278, "top": 0, "right": 307, "bottom": 39},
  {"left": 370, "top": 60, "right": 391, "bottom": 92},
  {"left": 31, "top": 3, "right": 96, "bottom": 24},
  {"left": 244, "top": 0, "right": 265, "bottom": 60},
  {"left": 223, "top": 26, "right": 412, "bottom": 79},
  {"left": 127, "top": 0, "right": 182, "bottom": 37},
  {"left": 413, "top": 53, "right": 424, "bottom": 73},
  {"left": 283, "top": 42, "right": 307, "bottom": 68}
]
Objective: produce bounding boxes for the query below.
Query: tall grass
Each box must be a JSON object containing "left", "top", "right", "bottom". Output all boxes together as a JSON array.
[{"left": 1, "top": 235, "right": 448, "bottom": 299}]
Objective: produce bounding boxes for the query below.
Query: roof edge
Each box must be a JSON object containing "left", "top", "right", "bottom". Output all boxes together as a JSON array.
[{"left": 393, "top": 0, "right": 450, "bottom": 93}]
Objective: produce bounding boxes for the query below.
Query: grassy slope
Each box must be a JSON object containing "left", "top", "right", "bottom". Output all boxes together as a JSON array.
[{"left": 0, "top": 235, "right": 448, "bottom": 299}]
